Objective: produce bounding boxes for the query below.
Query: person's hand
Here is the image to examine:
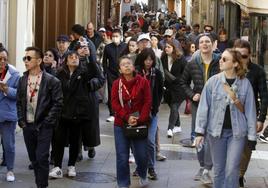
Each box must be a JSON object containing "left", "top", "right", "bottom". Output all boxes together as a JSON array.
[
  {"left": 0, "top": 83, "right": 8, "bottom": 94},
  {"left": 51, "top": 60, "right": 57, "bottom": 68},
  {"left": 192, "top": 93, "right": 200, "bottom": 102},
  {"left": 193, "top": 136, "right": 204, "bottom": 147},
  {"left": 256, "top": 121, "right": 264, "bottom": 133},
  {"left": 223, "top": 84, "right": 236, "bottom": 101},
  {"left": 128, "top": 116, "right": 138, "bottom": 126},
  {"left": 248, "top": 140, "right": 257, "bottom": 150}
]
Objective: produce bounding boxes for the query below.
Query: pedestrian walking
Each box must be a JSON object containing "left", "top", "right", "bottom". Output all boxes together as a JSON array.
[
  {"left": 161, "top": 40, "right": 186, "bottom": 138},
  {"left": 17, "top": 46, "right": 63, "bottom": 188},
  {"left": 181, "top": 33, "right": 221, "bottom": 184},
  {"left": 233, "top": 39, "right": 268, "bottom": 188},
  {"left": 112, "top": 56, "right": 152, "bottom": 188},
  {"left": 195, "top": 48, "right": 257, "bottom": 188},
  {"left": 0, "top": 44, "right": 20, "bottom": 182}
]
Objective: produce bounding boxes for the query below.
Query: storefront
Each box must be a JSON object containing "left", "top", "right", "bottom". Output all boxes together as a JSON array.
[{"left": 221, "top": 0, "right": 268, "bottom": 75}]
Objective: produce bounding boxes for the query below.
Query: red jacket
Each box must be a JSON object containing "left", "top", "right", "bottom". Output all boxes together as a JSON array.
[{"left": 111, "top": 74, "right": 152, "bottom": 127}]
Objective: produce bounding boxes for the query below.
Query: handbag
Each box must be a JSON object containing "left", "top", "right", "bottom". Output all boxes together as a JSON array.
[
  {"left": 123, "top": 124, "right": 148, "bottom": 139},
  {"left": 118, "top": 79, "right": 148, "bottom": 139}
]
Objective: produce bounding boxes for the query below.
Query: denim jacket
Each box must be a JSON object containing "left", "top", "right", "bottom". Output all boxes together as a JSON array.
[
  {"left": 0, "top": 64, "right": 20, "bottom": 122},
  {"left": 195, "top": 72, "right": 257, "bottom": 141}
]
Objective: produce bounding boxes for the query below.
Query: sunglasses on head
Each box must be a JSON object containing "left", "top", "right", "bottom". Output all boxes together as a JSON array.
[{"left": 23, "top": 56, "right": 36, "bottom": 62}]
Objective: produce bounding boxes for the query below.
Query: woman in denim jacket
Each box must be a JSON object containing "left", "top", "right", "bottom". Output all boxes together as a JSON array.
[{"left": 195, "top": 48, "right": 257, "bottom": 188}]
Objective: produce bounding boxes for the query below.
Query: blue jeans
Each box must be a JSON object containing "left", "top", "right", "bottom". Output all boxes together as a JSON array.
[
  {"left": 197, "top": 135, "right": 213, "bottom": 170},
  {"left": 0, "top": 121, "right": 16, "bottom": 171},
  {"left": 148, "top": 115, "right": 158, "bottom": 169},
  {"left": 114, "top": 126, "right": 148, "bottom": 187},
  {"left": 208, "top": 129, "right": 246, "bottom": 188},
  {"left": 168, "top": 102, "right": 182, "bottom": 130}
]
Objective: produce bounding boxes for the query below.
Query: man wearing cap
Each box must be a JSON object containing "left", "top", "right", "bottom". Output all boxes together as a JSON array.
[
  {"left": 159, "top": 29, "right": 181, "bottom": 50},
  {"left": 135, "top": 33, "right": 164, "bottom": 80},
  {"left": 86, "top": 22, "right": 103, "bottom": 49},
  {"left": 103, "top": 29, "right": 127, "bottom": 122},
  {"left": 56, "top": 35, "right": 70, "bottom": 67}
]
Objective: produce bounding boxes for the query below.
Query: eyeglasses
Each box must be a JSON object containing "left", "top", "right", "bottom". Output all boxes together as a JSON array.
[
  {"left": 44, "top": 53, "right": 53, "bottom": 57},
  {"left": 23, "top": 56, "right": 37, "bottom": 62},
  {"left": 241, "top": 55, "right": 249, "bottom": 59},
  {"left": 205, "top": 29, "right": 212, "bottom": 32},
  {"left": 0, "top": 57, "right": 7, "bottom": 61}
]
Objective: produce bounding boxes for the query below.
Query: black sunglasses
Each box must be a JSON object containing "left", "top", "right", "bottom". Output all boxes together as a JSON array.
[
  {"left": 241, "top": 55, "right": 249, "bottom": 59},
  {"left": 23, "top": 56, "right": 36, "bottom": 62},
  {"left": 205, "top": 29, "right": 212, "bottom": 32}
]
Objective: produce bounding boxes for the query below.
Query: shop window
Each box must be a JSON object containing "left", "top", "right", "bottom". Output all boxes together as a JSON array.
[{"left": 250, "top": 15, "right": 268, "bottom": 75}]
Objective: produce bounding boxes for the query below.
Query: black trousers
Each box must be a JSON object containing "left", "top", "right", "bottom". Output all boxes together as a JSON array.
[
  {"left": 23, "top": 124, "right": 53, "bottom": 187},
  {"left": 53, "top": 119, "right": 82, "bottom": 168}
]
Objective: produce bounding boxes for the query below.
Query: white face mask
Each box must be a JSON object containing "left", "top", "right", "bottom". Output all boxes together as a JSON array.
[{"left": 112, "top": 37, "right": 121, "bottom": 45}]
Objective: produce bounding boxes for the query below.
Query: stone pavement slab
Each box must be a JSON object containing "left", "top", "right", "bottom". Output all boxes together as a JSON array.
[{"left": 0, "top": 103, "right": 267, "bottom": 188}]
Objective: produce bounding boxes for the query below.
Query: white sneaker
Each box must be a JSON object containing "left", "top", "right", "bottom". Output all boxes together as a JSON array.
[
  {"left": 6, "top": 171, "right": 15, "bottom": 182},
  {"left": 173, "top": 126, "right": 182, "bottom": 133},
  {"left": 49, "top": 167, "right": 63, "bottom": 178},
  {"left": 167, "top": 129, "right": 173, "bottom": 138},
  {"left": 129, "top": 153, "right": 135, "bottom": 163},
  {"left": 67, "top": 166, "right": 76, "bottom": 177},
  {"left": 106, "top": 116, "right": 115, "bottom": 122},
  {"left": 139, "top": 177, "right": 149, "bottom": 187}
]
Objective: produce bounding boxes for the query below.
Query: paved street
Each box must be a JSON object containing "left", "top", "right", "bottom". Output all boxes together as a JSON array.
[{"left": 0, "top": 103, "right": 268, "bottom": 188}]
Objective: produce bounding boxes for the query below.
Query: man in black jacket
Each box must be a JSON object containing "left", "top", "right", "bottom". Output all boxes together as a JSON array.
[
  {"left": 180, "top": 34, "right": 220, "bottom": 185},
  {"left": 103, "top": 28, "right": 127, "bottom": 122},
  {"left": 17, "top": 47, "right": 63, "bottom": 188},
  {"left": 234, "top": 39, "right": 268, "bottom": 188}
]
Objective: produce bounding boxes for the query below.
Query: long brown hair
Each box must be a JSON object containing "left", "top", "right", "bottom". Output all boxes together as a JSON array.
[
  {"left": 161, "top": 40, "right": 182, "bottom": 60},
  {"left": 225, "top": 48, "right": 247, "bottom": 79}
]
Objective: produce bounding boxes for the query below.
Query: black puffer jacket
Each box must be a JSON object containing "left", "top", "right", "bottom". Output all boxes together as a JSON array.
[
  {"left": 56, "top": 58, "right": 105, "bottom": 120},
  {"left": 180, "top": 50, "right": 220, "bottom": 100}
]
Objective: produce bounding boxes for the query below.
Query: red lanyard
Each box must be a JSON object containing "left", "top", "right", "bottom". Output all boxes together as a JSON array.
[
  {"left": 28, "top": 72, "right": 42, "bottom": 102},
  {"left": 119, "top": 79, "right": 137, "bottom": 107}
]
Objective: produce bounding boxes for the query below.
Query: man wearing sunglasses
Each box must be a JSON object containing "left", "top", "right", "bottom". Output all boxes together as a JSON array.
[
  {"left": 203, "top": 25, "right": 214, "bottom": 33},
  {"left": 233, "top": 39, "right": 268, "bottom": 188},
  {"left": 17, "top": 46, "right": 63, "bottom": 188},
  {"left": 0, "top": 44, "right": 20, "bottom": 182}
]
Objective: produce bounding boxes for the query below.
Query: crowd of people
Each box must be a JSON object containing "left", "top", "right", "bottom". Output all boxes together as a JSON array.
[{"left": 0, "top": 9, "right": 268, "bottom": 188}]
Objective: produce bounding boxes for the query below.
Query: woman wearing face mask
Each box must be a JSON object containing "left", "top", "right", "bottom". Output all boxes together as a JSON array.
[
  {"left": 161, "top": 41, "right": 186, "bottom": 138},
  {"left": 49, "top": 49, "right": 104, "bottom": 179},
  {"left": 112, "top": 56, "right": 152, "bottom": 188},
  {"left": 195, "top": 49, "right": 256, "bottom": 188}
]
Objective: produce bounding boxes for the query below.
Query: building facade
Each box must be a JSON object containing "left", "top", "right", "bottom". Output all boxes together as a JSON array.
[{"left": 0, "top": 0, "right": 111, "bottom": 72}]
